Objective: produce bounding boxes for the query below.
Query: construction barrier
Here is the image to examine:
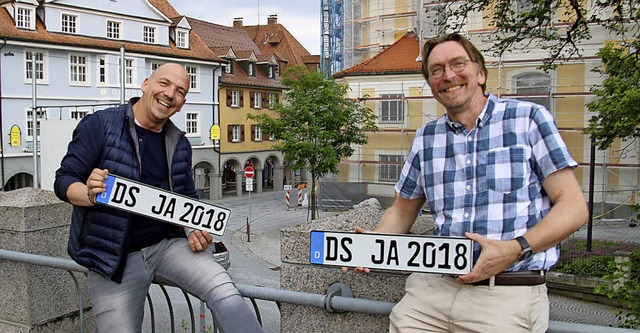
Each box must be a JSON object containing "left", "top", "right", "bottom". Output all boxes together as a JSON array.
[
  {"left": 297, "top": 189, "right": 304, "bottom": 206},
  {"left": 285, "top": 190, "right": 290, "bottom": 209}
]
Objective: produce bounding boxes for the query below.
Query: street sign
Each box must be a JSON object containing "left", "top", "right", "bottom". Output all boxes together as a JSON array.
[
  {"left": 246, "top": 178, "right": 253, "bottom": 192},
  {"left": 95, "top": 174, "right": 231, "bottom": 236},
  {"left": 284, "top": 185, "right": 292, "bottom": 190},
  {"left": 244, "top": 166, "right": 254, "bottom": 178},
  {"left": 310, "top": 231, "right": 473, "bottom": 275}
]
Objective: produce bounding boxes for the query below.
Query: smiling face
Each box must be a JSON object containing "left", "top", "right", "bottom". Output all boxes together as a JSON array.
[
  {"left": 134, "top": 63, "right": 189, "bottom": 131},
  {"left": 426, "top": 41, "right": 487, "bottom": 121}
]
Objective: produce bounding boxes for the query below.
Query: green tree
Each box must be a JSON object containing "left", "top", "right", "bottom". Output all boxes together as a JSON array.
[
  {"left": 584, "top": 42, "right": 640, "bottom": 150},
  {"left": 248, "top": 65, "right": 378, "bottom": 219},
  {"left": 437, "top": 0, "right": 639, "bottom": 70}
]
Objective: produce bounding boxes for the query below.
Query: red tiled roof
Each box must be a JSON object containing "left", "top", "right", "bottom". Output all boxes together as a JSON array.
[
  {"left": 186, "top": 17, "right": 285, "bottom": 90},
  {"left": 188, "top": 17, "right": 260, "bottom": 56},
  {"left": 0, "top": 0, "right": 221, "bottom": 63},
  {"left": 240, "top": 22, "right": 316, "bottom": 69},
  {"left": 333, "top": 31, "right": 421, "bottom": 78}
]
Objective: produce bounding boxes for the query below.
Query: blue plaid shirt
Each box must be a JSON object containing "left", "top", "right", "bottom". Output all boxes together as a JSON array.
[{"left": 396, "top": 94, "right": 577, "bottom": 271}]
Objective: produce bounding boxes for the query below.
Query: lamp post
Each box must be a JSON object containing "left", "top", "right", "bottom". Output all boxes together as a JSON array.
[
  {"left": 0, "top": 40, "right": 13, "bottom": 190},
  {"left": 30, "top": 51, "right": 39, "bottom": 188}
]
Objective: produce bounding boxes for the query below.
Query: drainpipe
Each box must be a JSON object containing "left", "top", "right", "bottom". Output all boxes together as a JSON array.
[{"left": 0, "top": 39, "right": 6, "bottom": 189}]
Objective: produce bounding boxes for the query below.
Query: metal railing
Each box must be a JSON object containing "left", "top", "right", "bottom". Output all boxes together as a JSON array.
[{"left": 1, "top": 249, "right": 638, "bottom": 333}]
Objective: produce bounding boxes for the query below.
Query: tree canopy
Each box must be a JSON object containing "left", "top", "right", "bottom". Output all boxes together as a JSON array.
[
  {"left": 247, "top": 65, "right": 377, "bottom": 218},
  {"left": 438, "top": 0, "right": 639, "bottom": 70},
  {"left": 584, "top": 42, "right": 640, "bottom": 150}
]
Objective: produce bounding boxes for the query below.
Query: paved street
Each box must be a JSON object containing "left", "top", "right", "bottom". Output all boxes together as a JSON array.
[{"left": 146, "top": 190, "right": 639, "bottom": 332}]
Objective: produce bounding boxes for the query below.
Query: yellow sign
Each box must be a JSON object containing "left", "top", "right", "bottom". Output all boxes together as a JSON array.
[
  {"left": 210, "top": 124, "right": 220, "bottom": 140},
  {"left": 10, "top": 125, "right": 21, "bottom": 147}
]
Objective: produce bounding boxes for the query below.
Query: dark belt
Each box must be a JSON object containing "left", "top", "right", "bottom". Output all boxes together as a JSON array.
[{"left": 473, "top": 270, "right": 546, "bottom": 286}]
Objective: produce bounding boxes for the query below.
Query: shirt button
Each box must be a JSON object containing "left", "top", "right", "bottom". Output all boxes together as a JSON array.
[
  {"left": 466, "top": 185, "right": 471, "bottom": 190},
  {"left": 464, "top": 212, "right": 469, "bottom": 218},
  {"left": 466, "top": 159, "right": 471, "bottom": 165},
  {"left": 467, "top": 136, "right": 472, "bottom": 142}
]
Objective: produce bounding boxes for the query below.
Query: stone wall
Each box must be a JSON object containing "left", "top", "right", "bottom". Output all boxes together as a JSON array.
[
  {"left": 280, "top": 199, "right": 433, "bottom": 332},
  {"left": 0, "top": 188, "right": 94, "bottom": 333}
]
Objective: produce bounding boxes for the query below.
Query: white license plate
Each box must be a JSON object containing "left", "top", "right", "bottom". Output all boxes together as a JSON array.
[
  {"left": 310, "top": 231, "right": 473, "bottom": 275},
  {"left": 95, "top": 174, "right": 231, "bottom": 236}
]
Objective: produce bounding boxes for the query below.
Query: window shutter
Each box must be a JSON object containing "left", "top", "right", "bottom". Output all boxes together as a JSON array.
[
  {"left": 227, "top": 125, "right": 233, "bottom": 142},
  {"left": 276, "top": 94, "right": 280, "bottom": 104},
  {"left": 262, "top": 94, "right": 267, "bottom": 106},
  {"left": 250, "top": 91, "right": 256, "bottom": 108},
  {"left": 251, "top": 124, "right": 256, "bottom": 141},
  {"left": 239, "top": 91, "right": 244, "bottom": 107},
  {"left": 262, "top": 131, "right": 269, "bottom": 141},
  {"left": 226, "top": 90, "right": 232, "bottom": 107},
  {"left": 240, "top": 125, "right": 245, "bottom": 142}
]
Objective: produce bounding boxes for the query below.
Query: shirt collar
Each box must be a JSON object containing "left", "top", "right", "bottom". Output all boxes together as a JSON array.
[{"left": 444, "top": 93, "right": 496, "bottom": 133}]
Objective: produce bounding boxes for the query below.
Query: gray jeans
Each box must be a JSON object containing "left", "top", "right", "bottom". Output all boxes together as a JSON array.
[{"left": 88, "top": 237, "right": 263, "bottom": 333}]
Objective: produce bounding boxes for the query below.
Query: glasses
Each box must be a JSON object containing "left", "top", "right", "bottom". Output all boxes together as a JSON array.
[{"left": 428, "top": 59, "right": 472, "bottom": 79}]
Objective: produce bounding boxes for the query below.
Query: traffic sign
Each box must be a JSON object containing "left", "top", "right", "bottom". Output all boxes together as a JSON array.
[{"left": 244, "top": 166, "right": 254, "bottom": 178}]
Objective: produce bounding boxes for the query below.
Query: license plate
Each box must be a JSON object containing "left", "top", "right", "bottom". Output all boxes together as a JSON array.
[
  {"left": 309, "top": 231, "right": 473, "bottom": 275},
  {"left": 95, "top": 174, "right": 231, "bottom": 236}
]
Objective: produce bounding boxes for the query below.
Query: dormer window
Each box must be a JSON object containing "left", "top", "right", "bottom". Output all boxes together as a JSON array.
[
  {"left": 225, "top": 60, "right": 233, "bottom": 74},
  {"left": 176, "top": 30, "right": 188, "bottom": 48},
  {"left": 62, "top": 14, "right": 77, "bottom": 34},
  {"left": 268, "top": 66, "right": 274, "bottom": 78},
  {"left": 143, "top": 26, "right": 156, "bottom": 44},
  {"left": 107, "top": 20, "right": 121, "bottom": 39},
  {"left": 16, "top": 6, "right": 35, "bottom": 30},
  {"left": 248, "top": 62, "right": 254, "bottom": 76}
]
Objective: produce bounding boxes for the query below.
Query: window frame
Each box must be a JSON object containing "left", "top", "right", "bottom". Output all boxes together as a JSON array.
[
  {"left": 69, "top": 54, "right": 89, "bottom": 85},
  {"left": 514, "top": 72, "right": 552, "bottom": 112},
  {"left": 247, "top": 62, "right": 254, "bottom": 76},
  {"left": 185, "top": 65, "right": 199, "bottom": 91},
  {"left": 231, "top": 90, "right": 240, "bottom": 107},
  {"left": 143, "top": 25, "right": 156, "bottom": 44},
  {"left": 106, "top": 20, "right": 122, "bottom": 40},
  {"left": 118, "top": 58, "right": 136, "bottom": 87},
  {"left": 16, "top": 6, "right": 34, "bottom": 30},
  {"left": 378, "top": 154, "right": 403, "bottom": 182},
  {"left": 253, "top": 91, "right": 262, "bottom": 109},
  {"left": 254, "top": 126, "right": 262, "bottom": 141},
  {"left": 61, "top": 13, "right": 78, "bottom": 34},
  {"left": 97, "top": 56, "right": 108, "bottom": 85},
  {"left": 25, "top": 51, "right": 47, "bottom": 84},
  {"left": 379, "top": 93, "right": 404, "bottom": 124},
  {"left": 176, "top": 30, "right": 188, "bottom": 48},
  {"left": 27, "top": 108, "right": 46, "bottom": 140},
  {"left": 232, "top": 125, "right": 241, "bottom": 142},
  {"left": 185, "top": 112, "right": 200, "bottom": 136}
]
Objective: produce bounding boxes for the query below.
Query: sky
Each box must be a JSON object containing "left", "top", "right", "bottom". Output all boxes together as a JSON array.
[{"left": 170, "top": 0, "right": 322, "bottom": 55}]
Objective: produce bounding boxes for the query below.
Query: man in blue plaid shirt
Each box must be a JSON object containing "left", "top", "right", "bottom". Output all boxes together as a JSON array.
[{"left": 346, "top": 33, "right": 588, "bottom": 332}]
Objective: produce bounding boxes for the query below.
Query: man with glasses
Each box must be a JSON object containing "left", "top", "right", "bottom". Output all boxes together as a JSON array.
[{"left": 345, "top": 33, "right": 588, "bottom": 332}]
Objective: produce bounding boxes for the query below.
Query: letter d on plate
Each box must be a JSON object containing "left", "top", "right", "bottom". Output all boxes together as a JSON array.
[{"left": 309, "top": 231, "right": 325, "bottom": 264}]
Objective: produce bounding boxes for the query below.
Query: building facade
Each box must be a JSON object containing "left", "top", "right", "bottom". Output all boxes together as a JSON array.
[
  {"left": 321, "top": 0, "right": 420, "bottom": 75},
  {"left": 335, "top": 2, "right": 640, "bottom": 206},
  {"left": 188, "top": 17, "right": 287, "bottom": 197},
  {"left": 0, "top": 0, "right": 225, "bottom": 198}
]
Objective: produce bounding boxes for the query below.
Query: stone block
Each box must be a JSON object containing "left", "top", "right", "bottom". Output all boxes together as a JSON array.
[
  {"left": 0, "top": 188, "right": 91, "bottom": 331},
  {"left": 280, "top": 200, "right": 434, "bottom": 332}
]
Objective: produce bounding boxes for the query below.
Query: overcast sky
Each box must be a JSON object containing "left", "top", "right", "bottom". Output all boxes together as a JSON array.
[{"left": 170, "top": 0, "right": 322, "bottom": 55}]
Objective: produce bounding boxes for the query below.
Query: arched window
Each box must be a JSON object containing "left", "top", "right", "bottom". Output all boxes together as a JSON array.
[{"left": 515, "top": 72, "right": 551, "bottom": 111}]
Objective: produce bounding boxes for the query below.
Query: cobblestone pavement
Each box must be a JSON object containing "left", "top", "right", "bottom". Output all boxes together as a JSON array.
[{"left": 221, "top": 191, "right": 640, "bottom": 329}]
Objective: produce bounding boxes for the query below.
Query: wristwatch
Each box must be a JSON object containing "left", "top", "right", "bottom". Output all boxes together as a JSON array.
[{"left": 514, "top": 236, "right": 533, "bottom": 261}]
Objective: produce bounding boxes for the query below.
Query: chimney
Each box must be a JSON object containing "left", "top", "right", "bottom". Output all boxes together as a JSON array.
[
  {"left": 233, "top": 17, "right": 243, "bottom": 28},
  {"left": 267, "top": 14, "right": 277, "bottom": 25}
]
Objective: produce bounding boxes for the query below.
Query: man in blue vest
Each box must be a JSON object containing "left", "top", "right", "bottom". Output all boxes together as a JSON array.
[{"left": 55, "top": 63, "right": 263, "bottom": 333}]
